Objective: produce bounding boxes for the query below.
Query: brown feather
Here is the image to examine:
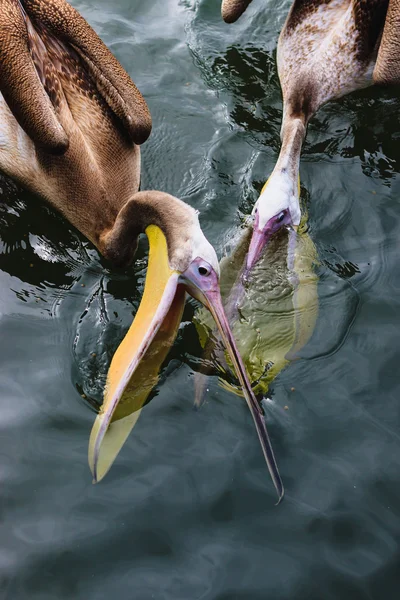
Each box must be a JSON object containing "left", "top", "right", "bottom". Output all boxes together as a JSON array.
[
  {"left": 221, "top": 0, "right": 254, "bottom": 23},
  {"left": 0, "top": 0, "right": 68, "bottom": 154},
  {"left": 22, "top": 0, "right": 152, "bottom": 145},
  {"left": 374, "top": 0, "right": 400, "bottom": 84},
  {"left": 279, "top": 0, "right": 390, "bottom": 123},
  {"left": 285, "top": 0, "right": 333, "bottom": 32},
  {"left": 7, "top": 2, "right": 143, "bottom": 248}
]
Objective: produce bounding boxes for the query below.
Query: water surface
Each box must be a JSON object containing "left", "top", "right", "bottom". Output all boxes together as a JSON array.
[{"left": 1, "top": 1, "right": 400, "bottom": 598}]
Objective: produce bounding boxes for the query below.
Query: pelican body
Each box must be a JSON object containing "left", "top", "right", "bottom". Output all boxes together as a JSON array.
[
  {"left": 0, "top": 0, "right": 284, "bottom": 499},
  {"left": 221, "top": 0, "right": 400, "bottom": 271}
]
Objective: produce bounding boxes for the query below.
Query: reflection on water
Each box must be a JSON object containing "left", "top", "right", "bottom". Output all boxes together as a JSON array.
[{"left": 1, "top": 1, "right": 400, "bottom": 599}]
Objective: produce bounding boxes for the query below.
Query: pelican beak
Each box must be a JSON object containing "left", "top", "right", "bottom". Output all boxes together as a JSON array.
[
  {"left": 181, "top": 259, "right": 284, "bottom": 502},
  {"left": 244, "top": 176, "right": 300, "bottom": 277},
  {"left": 245, "top": 210, "right": 268, "bottom": 272},
  {"left": 89, "top": 224, "right": 185, "bottom": 483},
  {"left": 245, "top": 209, "right": 293, "bottom": 276}
]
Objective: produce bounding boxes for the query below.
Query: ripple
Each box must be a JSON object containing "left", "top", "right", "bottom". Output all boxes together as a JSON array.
[{"left": 1, "top": 1, "right": 400, "bottom": 600}]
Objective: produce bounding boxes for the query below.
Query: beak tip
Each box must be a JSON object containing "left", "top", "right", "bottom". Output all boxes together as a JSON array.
[
  {"left": 91, "top": 462, "right": 102, "bottom": 484},
  {"left": 275, "top": 486, "right": 285, "bottom": 505},
  {"left": 90, "top": 465, "right": 98, "bottom": 484}
]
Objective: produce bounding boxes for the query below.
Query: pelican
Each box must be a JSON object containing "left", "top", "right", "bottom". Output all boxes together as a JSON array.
[
  {"left": 0, "top": 0, "right": 283, "bottom": 500},
  {"left": 221, "top": 0, "right": 400, "bottom": 272}
]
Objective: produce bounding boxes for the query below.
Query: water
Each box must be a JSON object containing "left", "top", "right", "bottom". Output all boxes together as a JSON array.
[{"left": 1, "top": 0, "right": 400, "bottom": 597}]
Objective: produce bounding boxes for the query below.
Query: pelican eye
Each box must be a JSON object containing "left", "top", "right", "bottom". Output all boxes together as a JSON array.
[
  {"left": 198, "top": 265, "right": 210, "bottom": 277},
  {"left": 276, "top": 211, "right": 286, "bottom": 223}
]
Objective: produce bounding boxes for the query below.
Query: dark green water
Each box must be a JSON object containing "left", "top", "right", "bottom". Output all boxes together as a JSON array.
[{"left": 1, "top": 0, "right": 400, "bottom": 598}]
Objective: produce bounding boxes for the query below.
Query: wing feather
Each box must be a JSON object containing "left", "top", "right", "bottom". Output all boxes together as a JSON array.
[
  {"left": 22, "top": 0, "right": 151, "bottom": 144},
  {"left": 374, "top": 0, "right": 400, "bottom": 84},
  {"left": 0, "top": 0, "right": 68, "bottom": 154}
]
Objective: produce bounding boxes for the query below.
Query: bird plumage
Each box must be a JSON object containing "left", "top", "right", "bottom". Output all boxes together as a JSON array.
[
  {"left": 0, "top": 0, "right": 151, "bottom": 256},
  {"left": 221, "top": 0, "right": 400, "bottom": 271},
  {"left": 374, "top": 0, "right": 400, "bottom": 84}
]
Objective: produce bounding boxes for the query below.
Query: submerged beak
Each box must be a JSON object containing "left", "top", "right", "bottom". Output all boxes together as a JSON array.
[
  {"left": 245, "top": 175, "right": 300, "bottom": 277},
  {"left": 245, "top": 209, "right": 294, "bottom": 277},
  {"left": 246, "top": 211, "right": 268, "bottom": 273},
  {"left": 182, "top": 258, "right": 284, "bottom": 502},
  {"left": 89, "top": 225, "right": 185, "bottom": 483}
]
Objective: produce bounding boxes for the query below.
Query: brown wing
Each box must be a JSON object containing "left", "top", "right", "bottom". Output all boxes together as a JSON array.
[
  {"left": 0, "top": 0, "right": 152, "bottom": 153},
  {"left": 0, "top": 0, "right": 69, "bottom": 154},
  {"left": 284, "top": 0, "right": 333, "bottom": 32},
  {"left": 352, "top": 0, "right": 390, "bottom": 64},
  {"left": 374, "top": 0, "right": 400, "bottom": 84},
  {"left": 221, "top": 0, "right": 254, "bottom": 23},
  {"left": 22, "top": 0, "right": 152, "bottom": 145}
]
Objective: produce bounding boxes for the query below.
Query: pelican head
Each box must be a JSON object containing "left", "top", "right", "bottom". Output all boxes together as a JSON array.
[
  {"left": 90, "top": 191, "right": 283, "bottom": 501},
  {"left": 245, "top": 171, "right": 301, "bottom": 276}
]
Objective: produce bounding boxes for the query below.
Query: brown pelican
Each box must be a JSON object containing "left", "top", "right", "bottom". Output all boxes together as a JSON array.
[
  {"left": 0, "top": 0, "right": 283, "bottom": 500},
  {"left": 221, "top": 0, "right": 400, "bottom": 272}
]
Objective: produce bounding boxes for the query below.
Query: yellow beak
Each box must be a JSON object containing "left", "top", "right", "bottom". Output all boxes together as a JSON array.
[{"left": 88, "top": 225, "right": 185, "bottom": 482}]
